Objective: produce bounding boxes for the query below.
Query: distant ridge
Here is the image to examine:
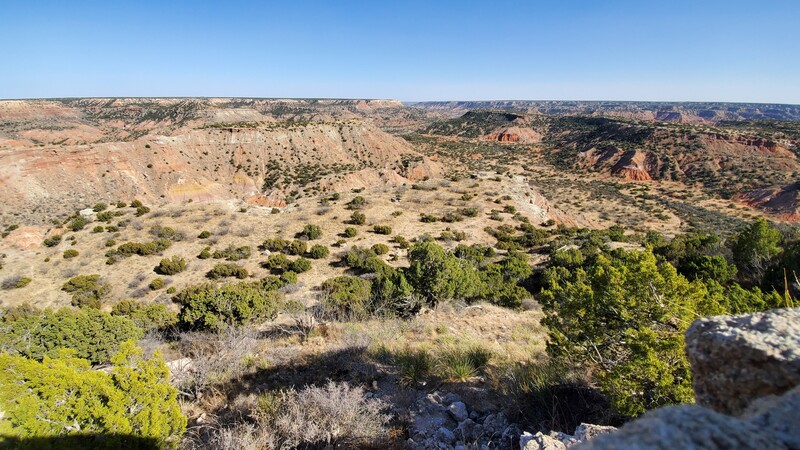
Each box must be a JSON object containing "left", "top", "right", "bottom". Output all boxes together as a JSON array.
[{"left": 411, "top": 100, "right": 800, "bottom": 123}]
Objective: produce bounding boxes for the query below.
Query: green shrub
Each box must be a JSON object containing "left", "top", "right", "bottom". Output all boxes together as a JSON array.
[
  {"left": 43, "top": 234, "right": 62, "bottom": 247},
  {"left": 438, "top": 230, "right": 466, "bottom": 242},
  {"left": 280, "top": 270, "right": 298, "bottom": 285},
  {"left": 406, "top": 242, "right": 482, "bottom": 304},
  {"left": 0, "top": 342, "right": 186, "bottom": 448},
  {"left": 1, "top": 276, "right": 32, "bottom": 290},
  {"left": 0, "top": 306, "right": 142, "bottom": 364},
  {"left": 116, "top": 201, "right": 127, "bottom": 208},
  {"left": 135, "top": 206, "right": 151, "bottom": 217},
  {"left": 349, "top": 211, "right": 366, "bottom": 225},
  {"left": 371, "top": 243, "right": 390, "bottom": 255},
  {"left": 117, "top": 238, "right": 172, "bottom": 256},
  {"left": 453, "top": 243, "right": 495, "bottom": 264},
  {"left": 198, "top": 246, "right": 212, "bottom": 259},
  {"left": 92, "top": 202, "right": 108, "bottom": 212},
  {"left": 212, "top": 245, "right": 251, "bottom": 261},
  {"left": 68, "top": 216, "right": 88, "bottom": 232},
  {"left": 540, "top": 249, "right": 707, "bottom": 416},
  {"left": 149, "top": 278, "right": 165, "bottom": 290},
  {"left": 344, "top": 227, "right": 358, "bottom": 238},
  {"left": 130, "top": 199, "right": 143, "bottom": 208},
  {"left": 96, "top": 210, "right": 122, "bottom": 223},
  {"left": 373, "top": 225, "right": 392, "bottom": 235},
  {"left": 63, "top": 249, "right": 79, "bottom": 259},
  {"left": 206, "top": 263, "right": 248, "bottom": 280},
  {"left": 320, "top": 276, "right": 372, "bottom": 320},
  {"left": 112, "top": 300, "right": 178, "bottom": 332},
  {"left": 731, "top": 217, "right": 782, "bottom": 284},
  {"left": 458, "top": 207, "right": 479, "bottom": 217},
  {"left": 298, "top": 224, "right": 322, "bottom": 240},
  {"left": 263, "top": 253, "right": 290, "bottom": 271},
  {"left": 393, "top": 235, "right": 410, "bottom": 249},
  {"left": 151, "top": 226, "right": 183, "bottom": 241},
  {"left": 174, "top": 282, "right": 282, "bottom": 330},
  {"left": 155, "top": 256, "right": 187, "bottom": 275},
  {"left": 61, "top": 274, "right": 110, "bottom": 309},
  {"left": 288, "top": 257, "right": 312, "bottom": 273},
  {"left": 308, "top": 244, "right": 330, "bottom": 259},
  {"left": 344, "top": 246, "right": 378, "bottom": 271},
  {"left": 92, "top": 225, "right": 105, "bottom": 233},
  {"left": 286, "top": 240, "right": 307, "bottom": 256},
  {"left": 420, "top": 214, "right": 438, "bottom": 223},
  {"left": 261, "top": 238, "right": 290, "bottom": 252},
  {"left": 346, "top": 196, "right": 366, "bottom": 210},
  {"left": 166, "top": 286, "right": 176, "bottom": 294},
  {"left": 198, "top": 230, "right": 211, "bottom": 239},
  {"left": 440, "top": 212, "right": 463, "bottom": 223}
]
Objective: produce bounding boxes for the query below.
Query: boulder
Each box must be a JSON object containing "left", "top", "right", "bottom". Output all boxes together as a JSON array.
[
  {"left": 685, "top": 308, "right": 800, "bottom": 415},
  {"left": 575, "top": 403, "right": 787, "bottom": 450}
]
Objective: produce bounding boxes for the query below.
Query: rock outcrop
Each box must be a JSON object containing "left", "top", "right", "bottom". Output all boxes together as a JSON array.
[
  {"left": 486, "top": 126, "right": 543, "bottom": 144},
  {"left": 567, "top": 308, "right": 800, "bottom": 450},
  {"left": 684, "top": 308, "right": 800, "bottom": 416},
  {"left": 576, "top": 392, "right": 799, "bottom": 450}
]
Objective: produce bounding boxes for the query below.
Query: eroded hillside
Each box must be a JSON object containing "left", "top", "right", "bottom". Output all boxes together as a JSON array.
[{"left": 0, "top": 99, "right": 442, "bottom": 224}]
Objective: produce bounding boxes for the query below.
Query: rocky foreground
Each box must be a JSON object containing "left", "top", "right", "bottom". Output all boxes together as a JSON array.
[
  {"left": 521, "top": 308, "right": 800, "bottom": 450},
  {"left": 404, "top": 308, "right": 800, "bottom": 449}
]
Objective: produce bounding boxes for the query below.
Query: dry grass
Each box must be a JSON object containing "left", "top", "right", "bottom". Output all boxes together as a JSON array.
[{"left": 0, "top": 173, "right": 554, "bottom": 309}]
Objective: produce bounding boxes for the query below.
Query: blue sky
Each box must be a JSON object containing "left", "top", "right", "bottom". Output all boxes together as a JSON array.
[{"left": 2, "top": 0, "right": 799, "bottom": 103}]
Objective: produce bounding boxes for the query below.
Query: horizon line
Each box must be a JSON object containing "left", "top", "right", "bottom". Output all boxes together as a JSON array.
[{"left": 2, "top": 96, "right": 800, "bottom": 107}]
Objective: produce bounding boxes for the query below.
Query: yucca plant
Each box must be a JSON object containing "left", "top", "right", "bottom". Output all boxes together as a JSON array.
[
  {"left": 394, "top": 347, "right": 432, "bottom": 386},
  {"left": 436, "top": 345, "right": 492, "bottom": 382}
]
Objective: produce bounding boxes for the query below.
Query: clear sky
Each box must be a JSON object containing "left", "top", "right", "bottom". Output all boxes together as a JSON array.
[{"left": 2, "top": 0, "right": 799, "bottom": 103}]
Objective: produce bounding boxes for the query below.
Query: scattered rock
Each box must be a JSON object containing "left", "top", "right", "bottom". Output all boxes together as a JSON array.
[
  {"left": 685, "top": 308, "right": 800, "bottom": 415},
  {"left": 449, "top": 401, "right": 469, "bottom": 422},
  {"left": 409, "top": 391, "right": 519, "bottom": 450}
]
